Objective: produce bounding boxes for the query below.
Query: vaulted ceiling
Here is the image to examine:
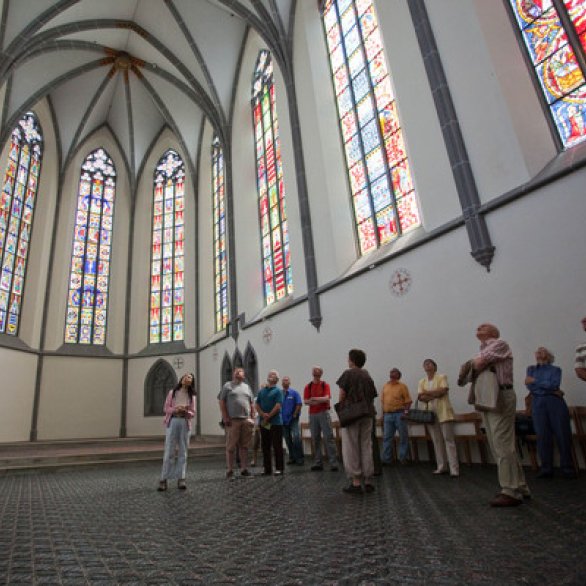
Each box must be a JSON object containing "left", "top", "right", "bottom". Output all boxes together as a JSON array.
[{"left": 0, "top": 0, "right": 295, "bottom": 183}]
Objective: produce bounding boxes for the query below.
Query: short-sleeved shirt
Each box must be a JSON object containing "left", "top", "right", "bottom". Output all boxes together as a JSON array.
[
  {"left": 575, "top": 342, "right": 586, "bottom": 371},
  {"left": 336, "top": 368, "right": 377, "bottom": 416},
  {"left": 381, "top": 381, "right": 411, "bottom": 413},
  {"left": 303, "top": 381, "right": 331, "bottom": 414},
  {"left": 281, "top": 388, "right": 302, "bottom": 425},
  {"left": 218, "top": 381, "right": 254, "bottom": 419},
  {"left": 256, "top": 386, "right": 283, "bottom": 425}
]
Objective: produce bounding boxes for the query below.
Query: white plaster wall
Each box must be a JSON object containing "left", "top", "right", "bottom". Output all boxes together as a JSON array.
[
  {"left": 231, "top": 31, "right": 307, "bottom": 323},
  {"left": 198, "top": 168, "right": 586, "bottom": 432},
  {"left": 37, "top": 357, "right": 123, "bottom": 439},
  {"left": 129, "top": 131, "right": 195, "bottom": 353},
  {"left": 0, "top": 348, "right": 37, "bottom": 441},
  {"left": 43, "top": 129, "right": 130, "bottom": 353},
  {"left": 126, "top": 353, "right": 196, "bottom": 437},
  {"left": 425, "top": 0, "right": 556, "bottom": 201}
]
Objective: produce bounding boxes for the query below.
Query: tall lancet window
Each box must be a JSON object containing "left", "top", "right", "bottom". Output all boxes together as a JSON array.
[
  {"left": 322, "top": 0, "right": 421, "bottom": 256},
  {"left": 149, "top": 150, "right": 185, "bottom": 344},
  {"left": 65, "top": 148, "right": 116, "bottom": 345},
  {"left": 0, "top": 112, "right": 43, "bottom": 335},
  {"left": 212, "top": 136, "right": 228, "bottom": 331},
  {"left": 252, "top": 50, "right": 293, "bottom": 306},
  {"left": 508, "top": 0, "right": 586, "bottom": 148}
]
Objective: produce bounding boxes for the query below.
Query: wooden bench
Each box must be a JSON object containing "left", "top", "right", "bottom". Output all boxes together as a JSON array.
[{"left": 300, "top": 421, "right": 342, "bottom": 460}]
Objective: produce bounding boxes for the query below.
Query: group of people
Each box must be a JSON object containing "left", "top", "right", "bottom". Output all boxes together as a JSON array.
[{"left": 156, "top": 317, "right": 586, "bottom": 507}]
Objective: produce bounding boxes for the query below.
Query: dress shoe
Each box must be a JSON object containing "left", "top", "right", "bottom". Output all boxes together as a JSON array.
[
  {"left": 286, "top": 460, "right": 296, "bottom": 465},
  {"left": 364, "top": 484, "right": 375, "bottom": 493},
  {"left": 562, "top": 470, "right": 578, "bottom": 479},
  {"left": 433, "top": 468, "right": 448, "bottom": 475},
  {"left": 536, "top": 471, "right": 554, "bottom": 479},
  {"left": 311, "top": 464, "right": 324, "bottom": 471},
  {"left": 489, "top": 493, "right": 522, "bottom": 507},
  {"left": 157, "top": 480, "right": 167, "bottom": 492},
  {"left": 330, "top": 466, "right": 339, "bottom": 472}
]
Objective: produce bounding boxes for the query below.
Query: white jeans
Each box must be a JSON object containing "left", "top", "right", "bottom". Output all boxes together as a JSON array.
[{"left": 428, "top": 420, "right": 459, "bottom": 475}]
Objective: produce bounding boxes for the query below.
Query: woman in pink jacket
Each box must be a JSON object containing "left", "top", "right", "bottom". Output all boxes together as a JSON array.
[{"left": 158, "top": 373, "right": 196, "bottom": 491}]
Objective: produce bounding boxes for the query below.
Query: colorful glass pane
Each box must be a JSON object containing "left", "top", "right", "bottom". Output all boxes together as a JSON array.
[
  {"left": 509, "top": 0, "right": 586, "bottom": 148},
  {"left": 65, "top": 149, "right": 115, "bottom": 344},
  {"left": 0, "top": 112, "right": 42, "bottom": 335},
  {"left": 149, "top": 150, "right": 185, "bottom": 343},
  {"left": 252, "top": 50, "right": 293, "bottom": 306},
  {"left": 212, "top": 136, "right": 229, "bottom": 332},
  {"left": 323, "top": 0, "right": 420, "bottom": 255}
]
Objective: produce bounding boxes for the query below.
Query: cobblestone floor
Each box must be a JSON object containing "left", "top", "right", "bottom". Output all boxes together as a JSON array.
[{"left": 0, "top": 459, "right": 584, "bottom": 585}]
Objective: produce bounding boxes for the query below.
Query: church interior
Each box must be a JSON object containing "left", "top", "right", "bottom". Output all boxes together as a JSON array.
[{"left": 1, "top": 0, "right": 584, "bottom": 446}]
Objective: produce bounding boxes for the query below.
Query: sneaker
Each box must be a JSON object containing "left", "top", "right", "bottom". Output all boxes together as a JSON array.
[
  {"left": 177, "top": 479, "right": 187, "bottom": 490},
  {"left": 286, "top": 460, "right": 296, "bottom": 465},
  {"left": 157, "top": 480, "right": 167, "bottom": 492},
  {"left": 364, "top": 484, "right": 375, "bottom": 493},
  {"left": 240, "top": 469, "right": 251, "bottom": 477},
  {"left": 226, "top": 470, "right": 234, "bottom": 479},
  {"left": 343, "top": 484, "right": 363, "bottom": 495},
  {"left": 311, "top": 464, "right": 324, "bottom": 471},
  {"left": 274, "top": 470, "right": 283, "bottom": 476}
]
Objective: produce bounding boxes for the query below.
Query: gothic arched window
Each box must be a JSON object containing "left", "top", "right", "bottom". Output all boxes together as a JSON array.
[
  {"left": 0, "top": 112, "right": 43, "bottom": 336},
  {"left": 508, "top": 0, "right": 586, "bottom": 148},
  {"left": 322, "top": 0, "right": 421, "bottom": 256},
  {"left": 150, "top": 150, "right": 185, "bottom": 344},
  {"left": 212, "top": 136, "right": 228, "bottom": 331},
  {"left": 144, "top": 359, "right": 177, "bottom": 416},
  {"left": 251, "top": 50, "right": 293, "bottom": 306},
  {"left": 65, "top": 148, "right": 115, "bottom": 345}
]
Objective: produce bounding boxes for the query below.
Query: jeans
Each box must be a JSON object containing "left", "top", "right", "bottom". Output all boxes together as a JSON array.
[
  {"left": 160, "top": 417, "right": 190, "bottom": 480},
  {"left": 283, "top": 418, "right": 304, "bottom": 463},
  {"left": 309, "top": 411, "right": 338, "bottom": 467},
  {"left": 382, "top": 412, "right": 409, "bottom": 462}
]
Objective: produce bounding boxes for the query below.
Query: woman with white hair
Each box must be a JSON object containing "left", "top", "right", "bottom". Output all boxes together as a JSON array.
[{"left": 525, "top": 347, "right": 576, "bottom": 479}]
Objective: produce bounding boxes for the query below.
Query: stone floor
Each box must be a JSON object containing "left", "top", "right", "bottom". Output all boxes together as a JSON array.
[{"left": 0, "top": 459, "right": 584, "bottom": 585}]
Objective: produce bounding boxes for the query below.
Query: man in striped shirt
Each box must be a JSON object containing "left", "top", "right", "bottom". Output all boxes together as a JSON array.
[
  {"left": 575, "top": 317, "right": 586, "bottom": 383},
  {"left": 473, "top": 323, "right": 530, "bottom": 507}
]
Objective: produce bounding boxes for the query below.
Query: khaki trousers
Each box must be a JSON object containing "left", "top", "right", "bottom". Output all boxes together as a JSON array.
[
  {"left": 481, "top": 388, "right": 529, "bottom": 499},
  {"left": 428, "top": 420, "right": 459, "bottom": 475},
  {"left": 341, "top": 416, "right": 374, "bottom": 482}
]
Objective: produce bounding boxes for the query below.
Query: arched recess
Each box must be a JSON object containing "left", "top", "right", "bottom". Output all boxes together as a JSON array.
[
  {"left": 243, "top": 342, "right": 258, "bottom": 394},
  {"left": 144, "top": 358, "right": 177, "bottom": 416},
  {"left": 220, "top": 351, "right": 232, "bottom": 387},
  {"left": 233, "top": 348, "right": 243, "bottom": 370}
]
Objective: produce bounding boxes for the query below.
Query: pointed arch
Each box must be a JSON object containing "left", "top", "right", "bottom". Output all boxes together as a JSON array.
[
  {"left": 64, "top": 147, "right": 116, "bottom": 345},
  {"left": 144, "top": 358, "right": 177, "bottom": 416},
  {"left": 233, "top": 347, "right": 244, "bottom": 371},
  {"left": 243, "top": 342, "right": 259, "bottom": 393},
  {"left": 212, "top": 135, "right": 228, "bottom": 331},
  {"left": 321, "top": 0, "right": 421, "bottom": 255},
  {"left": 0, "top": 111, "right": 43, "bottom": 336},
  {"left": 221, "top": 351, "right": 232, "bottom": 387},
  {"left": 149, "top": 149, "right": 186, "bottom": 344},
  {"left": 251, "top": 49, "right": 293, "bottom": 306}
]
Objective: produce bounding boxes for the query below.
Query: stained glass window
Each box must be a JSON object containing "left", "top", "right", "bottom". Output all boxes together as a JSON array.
[
  {"left": 251, "top": 50, "right": 293, "bottom": 305},
  {"left": 0, "top": 112, "right": 43, "bottom": 336},
  {"left": 509, "top": 0, "right": 586, "bottom": 148},
  {"left": 322, "top": 0, "right": 421, "bottom": 256},
  {"left": 149, "top": 150, "right": 185, "bottom": 343},
  {"left": 212, "top": 136, "right": 228, "bottom": 331},
  {"left": 65, "top": 148, "right": 115, "bottom": 345}
]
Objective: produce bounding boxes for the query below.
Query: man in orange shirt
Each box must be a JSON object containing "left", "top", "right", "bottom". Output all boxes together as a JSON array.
[{"left": 380, "top": 368, "right": 412, "bottom": 465}]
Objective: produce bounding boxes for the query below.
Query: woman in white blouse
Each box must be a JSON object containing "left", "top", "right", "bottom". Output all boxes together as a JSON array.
[{"left": 418, "top": 359, "right": 459, "bottom": 477}]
